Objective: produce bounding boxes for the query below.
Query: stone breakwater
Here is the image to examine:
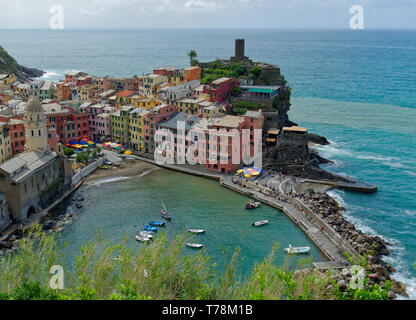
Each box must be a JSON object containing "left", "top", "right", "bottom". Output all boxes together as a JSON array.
[{"left": 301, "top": 191, "right": 408, "bottom": 298}]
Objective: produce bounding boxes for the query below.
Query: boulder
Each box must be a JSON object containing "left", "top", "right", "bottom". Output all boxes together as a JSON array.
[
  {"left": 0, "top": 241, "right": 13, "bottom": 249},
  {"left": 337, "top": 279, "right": 348, "bottom": 292}
]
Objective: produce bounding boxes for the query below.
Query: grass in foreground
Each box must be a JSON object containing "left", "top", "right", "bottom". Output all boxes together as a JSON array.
[{"left": 0, "top": 226, "right": 389, "bottom": 300}]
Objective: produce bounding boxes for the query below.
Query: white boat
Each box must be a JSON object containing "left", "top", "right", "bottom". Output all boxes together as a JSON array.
[
  {"left": 252, "top": 220, "right": 269, "bottom": 227},
  {"left": 246, "top": 201, "right": 261, "bottom": 209},
  {"left": 186, "top": 243, "right": 204, "bottom": 249},
  {"left": 189, "top": 229, "right": 206, "bottom": 234},
  {"left": 284, "top": 244, "right": 311, "bottom": 254},
  {"left": 136, "top": 236, "right": 151, "bottom": 243},
  {"left": 139, "top": 232, "right": 154, "bottom": 239}
]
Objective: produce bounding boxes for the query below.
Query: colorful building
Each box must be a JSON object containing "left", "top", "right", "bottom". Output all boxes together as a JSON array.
[
  {"left": 182, "top": 67, "right": 201, "bottom": 83},
  {"left": 128, "top": 108, "right": 148, "bottom": 151},
  {"left": 175, "top": 98, "right": 205, "bottom": 116},
  {"left": 111, "top": 106, "right": 135, "bottom": 145},
  {"left": 141, "top": 74, "right": 168, "bottom": 97},
  {"left": 65, "top": 71, "right": 88, "bottom": 83},
  {"left": 209, "top": 78, "right": 238, "bottom": 103},
  {"left": 56, "top": 82, "right": 72, "bottom": 101},
  {"left": 43, "top": 103, "right": 89, "bottom": 145},
  {"left": 7, "top": 119, "right": 26, "bottom": 156},
  {"left": 0, "top": 122, "right": 11, "bottom": 164},
  {"left": 143, "top": 104, "right": 177, "bottom": 154},
  {"left": 116, "top": 90, "right": 136, "bottom": 107}
]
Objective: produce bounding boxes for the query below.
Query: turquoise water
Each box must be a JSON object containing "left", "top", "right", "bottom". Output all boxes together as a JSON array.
[
  {"left": 55, "top": 170, "right": 324, "bottom": 276},
  {"left": 0, "top": 29, "right": 415, "bottom": 296}
]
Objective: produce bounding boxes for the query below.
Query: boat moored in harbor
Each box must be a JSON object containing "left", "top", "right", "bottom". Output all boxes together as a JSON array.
[
  {"left": 144, "top": 226, "right": 158, "bottom": 232},
  {"left": 189, "top": 229, "right": 205, "bottom": 234},
  {"left": 284, "top": 244, "right": 310, "bottom": 254},
  {"left": 246, "top": 201, "right": 261, "bottom": 210},
  {"left": 149, "top": 221, "right": 165, "bottom": 227},
  {"left": 252, "top": 220, "right": 269, "bottom": 227},
  {"left": 186, "top": 243, "right": 204, "bottom": 249},
  {"left": 136, "top": 236, "right": 151, "bottom": 243}
]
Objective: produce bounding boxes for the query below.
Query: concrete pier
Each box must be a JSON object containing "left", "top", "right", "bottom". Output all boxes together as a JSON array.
[{"left": 220, "top": 176, "right": 353, "bottom": 265}]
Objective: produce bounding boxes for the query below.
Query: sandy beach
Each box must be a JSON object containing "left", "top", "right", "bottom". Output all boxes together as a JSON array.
[{"left": 85, "top": 159, "right": 158, "bottom": 183}]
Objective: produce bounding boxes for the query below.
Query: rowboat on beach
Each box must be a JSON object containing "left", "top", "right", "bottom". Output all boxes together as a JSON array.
[
  {"left": 252, "top": 220, "right": 269, "bottom": 227},
  {"left": 284, "top": 244, "right": 311, "bottom": 254}
]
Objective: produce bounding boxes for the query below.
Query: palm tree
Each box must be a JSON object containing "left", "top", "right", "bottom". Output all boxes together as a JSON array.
[{"left": 188, "top": 50, "right": 197, "bottom": 65}]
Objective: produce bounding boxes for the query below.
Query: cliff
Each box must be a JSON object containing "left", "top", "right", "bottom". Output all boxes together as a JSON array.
[{"left": 0, "top": 45, "right": 44, "bottom": 82}]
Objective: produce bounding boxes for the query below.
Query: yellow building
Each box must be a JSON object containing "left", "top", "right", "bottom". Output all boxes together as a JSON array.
[
  {"left": 128, "top": 108, "right": 148, "bottom": 151},
  {"left": 77, "top": 84, "right": 93, "bottom": 102},
  {"left": 132, "top": 95, "right": 157, "bottom": 109},
  {"left": 0, "top": 74, "right": 16, "bottom": 88},
  {"left": 167, "top": 74, "right": 184, "bottom": 86},
  {"left": 176, "top": 98, "right": 205, "bottom": 116},
  {"left": 111, "top": 106, "right": 134, "bottom": 145},
  {"left": 142, "top": 74, "right": 168, "bottom": 97}
]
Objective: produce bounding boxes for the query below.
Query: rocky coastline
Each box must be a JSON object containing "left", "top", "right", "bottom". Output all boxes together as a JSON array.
[{"left": 300, "top": 190, "right": 407, "bottom": 298}]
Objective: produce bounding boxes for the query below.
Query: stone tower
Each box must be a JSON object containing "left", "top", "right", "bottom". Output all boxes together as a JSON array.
[
  {"left": 24, "top": 98, "right": 48, "bottom": 153},
  {"left": 235, "top": 39, "right": 245, "bottom": 61}
]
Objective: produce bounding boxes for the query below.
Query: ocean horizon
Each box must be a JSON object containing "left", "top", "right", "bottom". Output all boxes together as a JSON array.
[{"left": 1, "top": 28, "right": 415, "bottom": 297}]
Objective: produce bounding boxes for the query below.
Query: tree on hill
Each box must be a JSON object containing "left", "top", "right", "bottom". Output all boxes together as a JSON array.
[
  {"left": 191, "top": 59, "right": 200, "bottom": 67},
  {"left": 249, "top": 66, "right": 262, "bottom": 78},
  {"left": 188, "top": 50, "right": 198, "bottom": 65}
]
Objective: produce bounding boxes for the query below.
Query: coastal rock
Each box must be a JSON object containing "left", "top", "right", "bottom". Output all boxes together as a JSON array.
[
  {"left": 307, "top": 133, "right": 330, "bottom": 146},
  {"left": 0, "top": 241, "right": 13, "bottom": 249},
  {"left": 390, "top": 280, "right": 408, "bottom": 298},
  {"left": 337, "top": 280, "right": 348, "bottom": 292}
]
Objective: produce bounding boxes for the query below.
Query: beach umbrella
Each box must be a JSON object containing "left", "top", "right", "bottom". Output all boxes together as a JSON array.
[{"left": 79, "top": 141, "right": 88, "bottom": 146}]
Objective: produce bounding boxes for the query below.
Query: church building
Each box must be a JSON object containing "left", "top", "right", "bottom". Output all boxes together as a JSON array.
[{"left": 0, "top": 98, "right": 72, "bottom": 226}]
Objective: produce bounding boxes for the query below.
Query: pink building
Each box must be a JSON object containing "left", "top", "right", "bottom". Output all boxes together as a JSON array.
[
  {"left": 209, "top": 78, "right": 238, "bottom": 103},
  {"left": 76, "top": 76, "right": 92, "bottom": 87},
  {"left": 85, "top": 104, "right": 115, "bottom": 142},
  {"left": 143, "top": 104, "right": 177, "bottom": 154},
  {"left": 91, "top": 76, "right": 112, "bottom": 101}
]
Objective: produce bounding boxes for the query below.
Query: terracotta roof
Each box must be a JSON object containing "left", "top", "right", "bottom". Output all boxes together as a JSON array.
[{"left": 117, "top": 90, "right": 135, "bottom": 97}]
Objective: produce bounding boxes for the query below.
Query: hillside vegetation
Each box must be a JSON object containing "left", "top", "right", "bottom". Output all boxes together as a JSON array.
[
  {"left": 0, "top": 226, "right": 390, "bottom": 300},
  {"left": 0, "top": 45, "right": 43, "bottom": 82}
]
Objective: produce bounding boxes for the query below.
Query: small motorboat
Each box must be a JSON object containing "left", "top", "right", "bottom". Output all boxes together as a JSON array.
[
  {"left": 149, "top": 221, "right": 165, "bottom": 227},
  {"left": 284, "top": 244, "right": 311, "bottom": 254},
  {"left": 189, "top": 229, "right": 205, "bottom": 234},
  {"left": 186, "top": 243, "right": 204, "bottom": 249},
  {"left": 98, "top": 165, "right": 108, "bottom": 170},
  {"left": 139, "top": 232, "right": 154, "bottom": 239},
  {"left": 246, "top": 201, "right": 261, "bottom": 210},
  {"left": 136, "top": 236, "right": 151, "bottom": 243},
  {"left": 144, "top": 226, "right": 158, "bottom": 232},
  {"left": 252, "top": 220, "right": 269, "bottom": 227}
]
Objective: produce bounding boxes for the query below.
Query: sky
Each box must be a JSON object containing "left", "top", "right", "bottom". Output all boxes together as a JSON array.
[{"left": 0, "top": 0, "right": 415, "bottom": 29}]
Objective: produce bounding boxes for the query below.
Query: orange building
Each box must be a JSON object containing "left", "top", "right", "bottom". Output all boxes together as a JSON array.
[
  {"left": 56, "top": 82, "right": 72, "bottom": 101},
  {"left": 182, "top": 67, "right": 201, "bottom": 83}
]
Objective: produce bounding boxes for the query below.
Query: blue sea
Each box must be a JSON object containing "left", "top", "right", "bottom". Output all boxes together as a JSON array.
[{"left": 1, "top": 29, "right": 415, "bottom": 297}]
